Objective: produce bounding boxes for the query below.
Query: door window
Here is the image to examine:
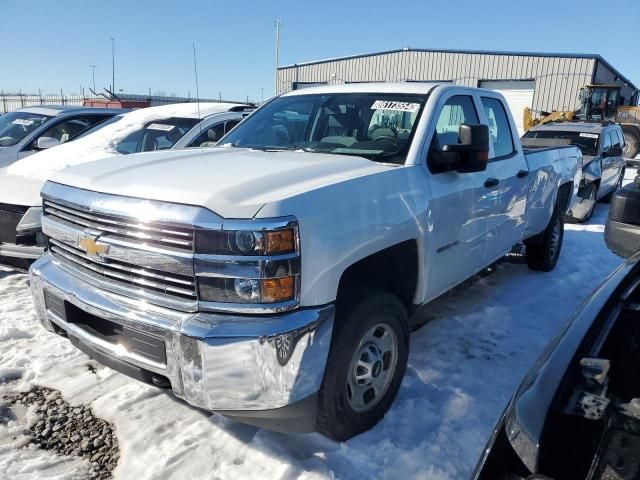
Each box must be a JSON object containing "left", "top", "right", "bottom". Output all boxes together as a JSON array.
[
  {"left": 432, "top": 95, "right": 479, "bottom": 148},
  {"left": 32, "top": 115, "right": 110, "bottom": 150},
  {"left": 601, "top": 131, "right": 613, "bottom": 155},
  {"left": 189, "top": 120, "right": 242, "bottom": 148},
  {"left": 481, "top": 97, "right": 515, "bottom": 159}
]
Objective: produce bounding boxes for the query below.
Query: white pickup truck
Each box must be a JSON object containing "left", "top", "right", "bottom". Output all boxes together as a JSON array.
[{"left": 29, "top": 83, "right": 581, "bottom": 440}]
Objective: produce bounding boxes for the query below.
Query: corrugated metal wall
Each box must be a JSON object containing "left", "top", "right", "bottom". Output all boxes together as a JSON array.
[{"left": 277, "top": 50, "right": 596, "bottom": 113}]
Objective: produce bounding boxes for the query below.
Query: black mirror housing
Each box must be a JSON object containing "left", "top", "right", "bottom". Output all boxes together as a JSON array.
[{"left": 429, "top": 123, "right": 490, "bottom": 173}]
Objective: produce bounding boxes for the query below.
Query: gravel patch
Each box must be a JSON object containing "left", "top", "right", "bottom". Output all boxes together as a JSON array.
[{"left": 1, "top": 386, "right": 119, "bottom": 479}]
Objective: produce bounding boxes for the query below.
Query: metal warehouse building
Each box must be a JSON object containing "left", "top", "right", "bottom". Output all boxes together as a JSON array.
[{"left": 276, "top": 48, "right": 638, "bottom": 133}]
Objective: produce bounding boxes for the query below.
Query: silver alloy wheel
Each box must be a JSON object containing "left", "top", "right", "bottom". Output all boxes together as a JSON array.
[
  {"left": 549, "top": 217, "right": 561, "bottom": 260},
  {"left": 346, "top": 322, "right": 399, "bottom": 413}
]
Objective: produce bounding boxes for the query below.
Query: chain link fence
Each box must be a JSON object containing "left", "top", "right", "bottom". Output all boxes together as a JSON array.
[{"left": 0, "top": 92, "right": 226, "bottom": 114}]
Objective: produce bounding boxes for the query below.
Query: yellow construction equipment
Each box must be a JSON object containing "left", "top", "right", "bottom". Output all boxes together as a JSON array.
[{"left": 524, "top": 85, "right": 640, "bottom": 157}]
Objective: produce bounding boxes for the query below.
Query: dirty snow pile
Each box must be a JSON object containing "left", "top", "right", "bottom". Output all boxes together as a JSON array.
[
  {"left": 0, "top": 180, "right": 633, "bottom": 479},
  {"left": 6, "top": 102, "right": 242, "bottom": 181}
]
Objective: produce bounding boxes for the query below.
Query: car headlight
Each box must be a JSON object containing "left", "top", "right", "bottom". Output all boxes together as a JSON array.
[
  {"left": 16, "top": 206, "right": 43, "bottom": 232},
  {"left": 194, "top": 218, "right": 300, "bottom": 312}
]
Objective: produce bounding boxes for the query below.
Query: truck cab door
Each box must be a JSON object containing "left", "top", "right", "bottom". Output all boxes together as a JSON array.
[
  {"left": 422, "top": 93, "right": 498, "bottom": 297},
  {"left": 478, "top": 95, "right": 529, "bottom": 260}
]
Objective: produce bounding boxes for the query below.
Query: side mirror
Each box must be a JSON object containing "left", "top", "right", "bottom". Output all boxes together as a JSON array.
[
  {"left": 604, "top": 145, "right": 622, "bottom": 158},
  {"left": 605, "top": 177, "right": 640, "bottom": 258},
  {"left": 430, "top": 124, "right": 490, "bottom": 174},
  {"left": 36, "top": 137, "right": 60, "bottom": 150}
]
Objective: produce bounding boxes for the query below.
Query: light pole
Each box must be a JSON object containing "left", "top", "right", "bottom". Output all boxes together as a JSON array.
[
  {"left": 261, "top": 87, "right": 264, "bottom": 103},
  {"left": 274, "top": 19, "right": 281, "bottom": 95},
  {"left": 89, "top": 65, "right": 96, "bottom": 92},
  {"left": 109, "top": 37, "right": 115, "bottom": 94}
]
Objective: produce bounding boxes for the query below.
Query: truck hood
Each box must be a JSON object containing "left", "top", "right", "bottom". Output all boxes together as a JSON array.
[
  {"left": 49, "top": 147, "right": 390, "bottom": 218},
  {"left": 0, "top": 168, "right": 45, "bottom": 207}
]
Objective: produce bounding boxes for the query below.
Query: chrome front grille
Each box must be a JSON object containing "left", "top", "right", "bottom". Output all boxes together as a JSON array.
[
  {"left": 44, "top": 200, "right": 194, "bottom": 252},
  {"left": 49, "top": 239, "right": 197, "bottom": 300},
  {"left": 40, "top": 185, "right": 212, "bottom": 311}
]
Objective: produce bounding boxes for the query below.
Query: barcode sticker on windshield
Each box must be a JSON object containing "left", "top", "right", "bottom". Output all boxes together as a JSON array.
[
  {"left": 147, "top": 123, "right": 175, "bottom": 131},
  {"left": 371, "top": 100, "right": 420, "bottom": 112},
  {"left": 579, "top": 133, "right": 599, "bottom": 139},
  {"left": 11, "top": 119, "right": 35, "bottom": 126}
]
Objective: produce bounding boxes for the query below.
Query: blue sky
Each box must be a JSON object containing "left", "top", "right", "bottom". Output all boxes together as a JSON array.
[{"left": 2, "top": 0, "right": 639, "bottom": 103}]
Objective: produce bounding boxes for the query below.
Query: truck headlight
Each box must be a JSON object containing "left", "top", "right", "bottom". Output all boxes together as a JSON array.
[
  {"left": 198, "top": 275, "right": 297, "bottom": 304},
  {"left": 194, "top": 217, "right": 300, "bottom": 312},
  {"left": 16, "top": 207, "right": 43, "bottom": 232},
  {"left": 195, "top": 227, "right": 297, "bottom": 256}
]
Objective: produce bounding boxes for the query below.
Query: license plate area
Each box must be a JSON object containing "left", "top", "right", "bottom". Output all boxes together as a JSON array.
[{"left": 44, "top": 290, "right": 167, "bottom": 366}]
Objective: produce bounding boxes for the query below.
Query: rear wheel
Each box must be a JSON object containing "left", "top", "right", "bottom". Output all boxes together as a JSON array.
[
  {"left": 624, "top": 132, "right": 639, "bottom": 159},
  {"left": 526, "top": 206, "right": 564, "bottom": 272},
  {"left": 316, "top": 289, "right": 409, "bottom": 441}
]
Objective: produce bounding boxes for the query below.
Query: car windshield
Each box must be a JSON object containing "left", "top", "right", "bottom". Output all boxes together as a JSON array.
[
  {"left": 0, "top": 111, "right": 51, "bottom": 146},
  {"left": 115, "top": 117, "right": 200, "bottom": 154},
  {"left": 523, "top": 129, "right": 599, "bottom": 156},
  {"left": 219, "top": 93, "right": 427, "bottom": 164}
]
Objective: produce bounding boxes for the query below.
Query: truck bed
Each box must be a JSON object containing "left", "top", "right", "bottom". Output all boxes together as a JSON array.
[{"left": 523, "top": 145, "right": 582, "bottom": 238}]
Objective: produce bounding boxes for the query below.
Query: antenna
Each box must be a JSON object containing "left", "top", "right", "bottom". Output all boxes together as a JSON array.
[
  {"left": 274, "top": 19, "right": 282, "bottom": 94},
  {"left": 192, "top": 42, "right": 202, "bottom": 135}
]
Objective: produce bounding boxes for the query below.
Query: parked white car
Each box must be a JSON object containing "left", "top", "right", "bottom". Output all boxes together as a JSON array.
[
  {"left": 29, "top": 83, "right": 581, "bottom": 440},
  {"left": 0, "top": 102, "right": 252, "bottom": 261},
  {"left": 0, "top": 106, "right": 124, "bottom": 168}
]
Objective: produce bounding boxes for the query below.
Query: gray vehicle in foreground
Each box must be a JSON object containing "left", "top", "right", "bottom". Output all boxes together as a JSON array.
[
  {"left": 474, "top": 186, "right": 640, "bottom": 480},
  {"left": 0, "top": 106, "right": 124, "bottom": 168},
  {"left": 523, "top": 122, "right": 626, "bottom": 222}
]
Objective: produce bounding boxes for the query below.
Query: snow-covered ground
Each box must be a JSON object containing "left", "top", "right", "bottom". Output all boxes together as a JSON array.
[{"left": 0, "top": 171, "right": 635, "bottom": 480}]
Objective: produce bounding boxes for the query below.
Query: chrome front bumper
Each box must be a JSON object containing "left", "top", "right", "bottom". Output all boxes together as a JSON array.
[
  {"left": 0, "top": 242, "right": 44, "bottom": 259},
  {"left": 30, "top": 254, "right": 334, "bottom": 412}
]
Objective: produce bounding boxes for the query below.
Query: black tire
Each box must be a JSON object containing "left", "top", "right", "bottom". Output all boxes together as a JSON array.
[
  {"left": 624, "top": 132, "right": 639, "bottom": 159},
  {"left": 316, "top": 288, "right": 409, "bottom": 441},
  {"left": 526, "top": 206, "right": 564, "bottom": 272},
  {"left": 600, "top": 170, "right": 625, "bottom": 204}
]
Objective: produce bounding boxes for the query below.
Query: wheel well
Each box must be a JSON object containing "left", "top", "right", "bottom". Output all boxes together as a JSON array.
[
  {"left": 557, "top": 182, "right": 573, "bottom": 212},
  {"left": 337, "top": 240, "right": 419, "bottom": 312}
]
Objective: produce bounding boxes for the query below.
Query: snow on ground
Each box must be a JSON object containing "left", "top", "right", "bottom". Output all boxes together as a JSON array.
[{"left": 0, "top": 171, "right": 636, "bottom": 479}]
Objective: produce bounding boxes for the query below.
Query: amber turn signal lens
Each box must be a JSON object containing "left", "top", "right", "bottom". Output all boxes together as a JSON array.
[
  {"left": 264, "top": 229, "right": 296, "bottom": 255},
  {"left": 261, "top": 276, "right": 295, "bottom": 302}
]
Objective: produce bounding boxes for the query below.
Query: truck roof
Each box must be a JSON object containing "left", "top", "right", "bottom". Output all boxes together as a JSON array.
[{"left": 282, "top": 81, "right": 446, "bottom": 96}]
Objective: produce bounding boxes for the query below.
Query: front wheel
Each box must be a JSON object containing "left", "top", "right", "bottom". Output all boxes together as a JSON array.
[
  {"left": 526, "top": 207, "right": 564, "bottom": 272},
  {"left": 316, "top": 289, "right": 409, "bottom": 441}
]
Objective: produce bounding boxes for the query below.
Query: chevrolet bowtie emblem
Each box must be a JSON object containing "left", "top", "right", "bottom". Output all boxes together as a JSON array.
[{"left": 78, "top": 236, "right": 110, "bottom": 258}]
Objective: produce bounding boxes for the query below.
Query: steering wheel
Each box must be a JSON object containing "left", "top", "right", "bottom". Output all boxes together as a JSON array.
[{"left": 372, "top": 135, "right": 400, "bottom": 146}]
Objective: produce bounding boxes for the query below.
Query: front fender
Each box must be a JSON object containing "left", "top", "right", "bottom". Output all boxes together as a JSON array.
[{"left": 256, "top": 165, "right": 430, "bottom": 307}]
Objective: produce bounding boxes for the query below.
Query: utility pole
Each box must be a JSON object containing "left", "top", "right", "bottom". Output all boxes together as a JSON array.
[
  {"left": 89, "top": 65, "right": 96, "bottom": 92},
  {"left": 109, "top": 37, "right": 115, "bottom": 94},
  {"left": 274, "top": 19, "right": 282, "bottom": 95}
]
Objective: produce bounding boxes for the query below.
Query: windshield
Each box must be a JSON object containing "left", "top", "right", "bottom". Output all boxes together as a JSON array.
[
  {"left": 115, "top": 117, "right": 200, "bottom": 154},
  {"left": 523, "top": 130, "right": 599, "bottom": 156},
  {"left": 219, "top": 93, "right": 427, "bottom": 164},
  {"left": 0, "top": 111, "right": 51, "bottom": 146}
]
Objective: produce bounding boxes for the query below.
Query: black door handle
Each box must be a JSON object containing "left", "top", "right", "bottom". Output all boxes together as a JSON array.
[
  {"left": 484, "top": 178, "right": 499, "bottom": 188},
  {"left": 517, "top": 170, "right": 529, "bottom": 178}
]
